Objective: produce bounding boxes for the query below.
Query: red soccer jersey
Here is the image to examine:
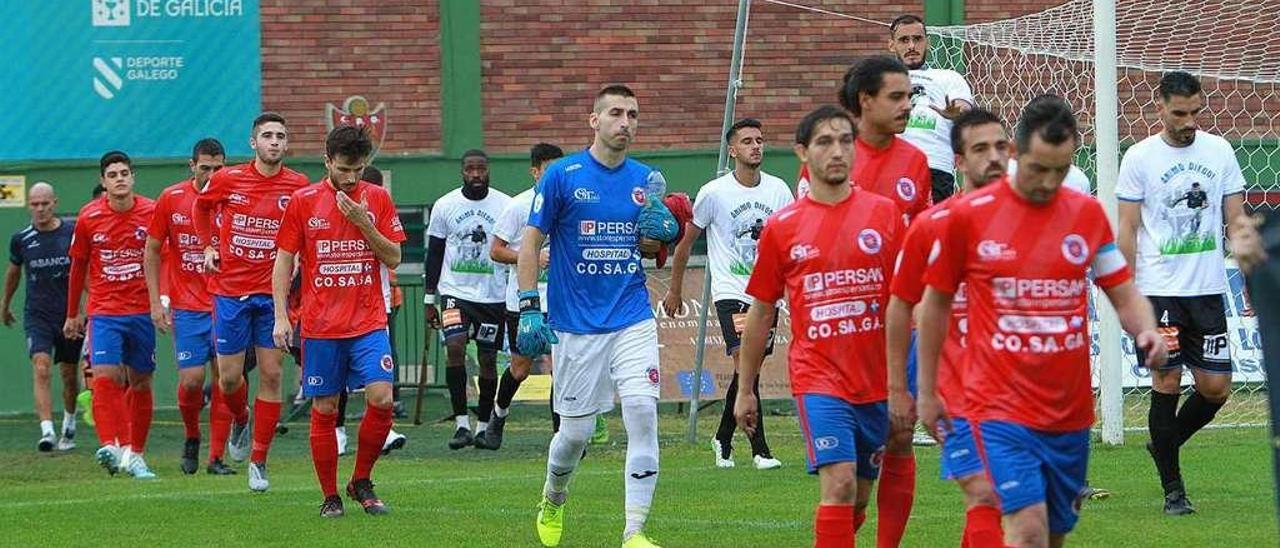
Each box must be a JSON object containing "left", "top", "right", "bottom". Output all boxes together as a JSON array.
[
  {"left": 890, "top": 199, "right": 971, "bottom": 416},
  {"left": 924, "top": 179, "right": 1131, "bottom": 431},
  {"left": 747, "top": 188, "right": 903, "bottom": 404},
  {"left": 69, "top": 196, "right": 157, "bottom": 316},
  {"left": 195, "top": 162, "right": 309, "bottom": 297},
  {"left": 148, "top": 179, "right": 211, "bottom": 312},
  {"left": 796, "top": 137, "right": 932, "bottom": 222},
  {"left": 276, "top": 181, "right": 406, "bottom": 339}
]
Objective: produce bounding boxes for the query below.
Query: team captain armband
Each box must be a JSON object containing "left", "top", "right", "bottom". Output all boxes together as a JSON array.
[{"left": 1091, "top": 242, "right": 1130, "bottom": 288}]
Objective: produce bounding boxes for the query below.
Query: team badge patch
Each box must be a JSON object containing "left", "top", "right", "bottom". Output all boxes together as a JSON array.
[
  {"left": 896, "top": 177, "right": 917, "bottom": 202},
  {"left": 646, "top": 366, "right": 660, "bottom": 385},
  {"left": 1061, "top": 234, "right": 1089, "bottom": 265},
  {"left": 278, "top": 195, "right": 291, "bottom": 211},
  {"left": 380, "top": 354, "right": 394, "bottom": 372},
  {"left": 134, "top": 227, "right": 147, "bottom": 240},
  {"left": 632, "top": 187, "right": 646, "bottom": 207},
  {"left": 857, "top": 228, "right": 882, "bottom": 255}
]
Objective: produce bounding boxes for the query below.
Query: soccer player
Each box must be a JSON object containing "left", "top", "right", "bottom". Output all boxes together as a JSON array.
[
  {"left": 64, "top": 151, "right": 158, "bottom": 479},
  {"left": 662, "top": 117, "right": 792, "bottom": 470},
  {"left": 484, "top": 142, "right": 564, "bottom": 450},
  {"left": 1116, "top": 71, "right": 1247, "bottom": 515},
  {"left": 520, "top": 84, "right": 677, "bottom": 548},
  {"left": 916, "top": 95, "right": 1167, "bottom": 547},
  {"left": 735, "top": 105, "right": 902, "bottom": 547},
  {"left": 144, "top": 138, "right": 237, "bottom": 475},
  {"left": 423, "top": 149, "right": 511, "bottom": 449},
  {"left": 273, "top": 125, "right": 405, "bottom": 517},
  {"left": 887, "top": 14, "right": 975, "bottom": 202},
  {"left": 886, "top": 109, "right": 1009, "bottom": 546},
  {"left": 193, "top": 112, "right": 310, "bottom": 492},
  {"left": 3, "top": 182, "right": 82, "bottom": 452}
]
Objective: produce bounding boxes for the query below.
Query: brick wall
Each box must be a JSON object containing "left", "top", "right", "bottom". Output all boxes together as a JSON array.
[{"left": 260, "top": 0, "right": 440, "bottom": 156}]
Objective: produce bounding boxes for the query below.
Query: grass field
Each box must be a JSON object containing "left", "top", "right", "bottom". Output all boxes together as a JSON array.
[{"left": 0, "top": 397, "right": 1275, "bottom": 547}]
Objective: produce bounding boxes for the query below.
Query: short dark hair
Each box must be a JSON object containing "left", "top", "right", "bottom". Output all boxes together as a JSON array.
[
  {"left": 191, "top": 138, "right": 225, "bottom": 162},
  {"left": 838, "top": 55, "right": 910, "bottom": 116},
  {"left": 461, "top": 148, "right": 488, "bottom": 165},
  {"left": 595, "top": 84, "right": 636, "bottom": 112},
  {"left": 325, "top": 125, "right": 373, "bottom": 162},
  {"left": 530, "top": 143, "right": 564, "bottom": 167},
  {"left": 361, "top": 165, "right": 384, "bottom": 186},
  {"left": 725, "top": 118, "right": 763, "bottom": 144},
  {"left": 1014, "top": 94, "right": 1079, "bottom": 152},
  {"left": 92, "top": 184, "right": 105, "bottom": 199},
  {"left": 950, "top": 109, "right": 1006, "bottom": 154},
  {"left": 251, "top": 112, "right": 287, "bottom": 134},
  {"left": 795, "top": 105, "right": 855, "bottom": 146},
  {"left": 99, "top": 150, "right": 132, "bottom": 176},
  {"left": 1158, "top": 71, "right": 1202, "bottom": 101},
  {"left": 889, "top": 14, "right": 926, "bottom": 35}
]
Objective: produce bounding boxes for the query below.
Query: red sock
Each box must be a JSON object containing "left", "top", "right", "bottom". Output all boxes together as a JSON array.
[
  {"left": 118, "top": 388, "right": 133, "bottom": 448},
  {"left": 250, "top": 398, "right": 281, "bottom": 463},
  {"left": 310, "top": 408, "right": 340, "bottom": 498},
  {"left": 352, "top": 403, "right": 394, "bottom": 482},
  {"left": 177, "top": 385, "right": 204, "bottom": 440},
  {"left": 876, "top": 453, "right": 917, "bottom": 548},
  {"left": 815, "top": 503, "right": 856, "bottom": 548},
  {"left": 225, "top": 381, "right": 250, "bottom": 424},
  {"left": 964, "top": 505, "right": 1004, "bottom": 548},
  {"left": 129, "top": 388, "right": 153, "bottom": 454},
  {"left": 208, "top": 385, "right": 232, "bottom": 461},
  {"left": 91, "top": 376, "right": 123, "bottom": 446},
  {"left": 854, "top": 507, "right": 867, "bottom": 532}
]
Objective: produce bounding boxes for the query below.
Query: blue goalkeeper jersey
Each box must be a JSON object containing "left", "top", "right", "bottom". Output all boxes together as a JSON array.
[{"left": 529, "top": 150, "right": 655, "bottom": 335}]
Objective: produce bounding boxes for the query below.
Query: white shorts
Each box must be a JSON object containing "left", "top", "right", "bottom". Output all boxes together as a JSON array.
[{"left": 551, "top": 319, "right": 660, "bottom": 417}]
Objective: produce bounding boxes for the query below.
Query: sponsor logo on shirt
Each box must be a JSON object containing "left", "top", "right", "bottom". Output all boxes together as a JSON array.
[
  {"left": 977, "top": 239, "right": 1016, "bottom": 262},
  {"left": 997, "top": 314, "right": 1070, "bottom": 334},
  {"left": 1060, "top": 234, "right": 1089, "bottom": 265},
  {"left": 318, "top": 263, "right": 364, "bottom": 275},
  {"left": 170, "top": 213, "right": 191, "bottom": 225},
  {"left": 896, "top": 177, "right": 918, "bottom": 202},
  {"left": 307, "top": 217, "right": 331, "bottom": 230},
  {"left": 789, "top": 244, "right": 819, "bottom": 262},
  {"left": 572, "top": 188, "right": 599, "bottom": 203},
  {"left": 232, "top": 214, "right": 281, "bottom": 231},
  {"left": 991, "top": 277, "right": 1087, "bottom": 300},
  {"left": 92, "top": 233, "right": 108, "bottom": 244},
  {"left": 231, "top": 235, "right": 275, "bottom": 250},
  {"left": 582, "top": 248, "right": 635, "bottom": 261},
  {"left": 810, "top": 300, "right": 868, "bottom": 321},
  {"left": 228, "top": 193, "right": 249, "bottom": 206},
  {"left": 857, "top": 229, "right": 882, "bottom": 255}
]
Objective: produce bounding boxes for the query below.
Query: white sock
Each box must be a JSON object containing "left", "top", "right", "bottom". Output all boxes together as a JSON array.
[
  {"left": 455, "top": 415, "right": 470, "bottom": 430},
  {"left": 544, "top": 414, "right": 594, "bottom": 505},
  {"left": 495, "top": 405, "right": 509, "bottom": 418},
  {"left": 62, "top": 411, "right": 76, "bottom": 433},
  {"left": 621, "top": 396, "right": 660, "bottom": 540},
  {"left": 477, "top": 421, "right": 488, "bottom": 434},
  {"left": 39, "top": 420, "right": 54, "bottom": 437}
]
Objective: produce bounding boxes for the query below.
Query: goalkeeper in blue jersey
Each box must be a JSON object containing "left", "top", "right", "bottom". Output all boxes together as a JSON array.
[{"left": 516, "top": 84, "right": 677, "bottom": 548}]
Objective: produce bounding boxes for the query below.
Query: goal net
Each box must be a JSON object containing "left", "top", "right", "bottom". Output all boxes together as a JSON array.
[{"left": 926, "top": 0, "right": 1278, "bottom": 436}]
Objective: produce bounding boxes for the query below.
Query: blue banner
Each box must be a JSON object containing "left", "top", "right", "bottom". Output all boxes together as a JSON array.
[{"left": 2, "top": 1, "right": 260, "bottom": 161}]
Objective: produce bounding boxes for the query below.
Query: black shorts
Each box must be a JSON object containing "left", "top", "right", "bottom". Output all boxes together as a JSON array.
[
  {"left": 506, "top": 310, "right": 550, "bottom": 357},
  {"left": 715, "top": 299, "right": 777, "bottom": 357},
  {"left": 25, "top": 319, "right": 83, "bottom": 364},
  {"left": 1142, "top": 295, "right": 1231, "bottom": 373},
  {"left": 440, "top": 295, "right": 505, "bottom": 351},
  {"left": 930, "top": 168, "right": 956, "bottom": 204}
]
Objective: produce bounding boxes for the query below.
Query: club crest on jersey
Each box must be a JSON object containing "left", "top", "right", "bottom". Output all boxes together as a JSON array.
[
  {"left": 277, "top": 195, "right": 291, "bottom": 211},
  {"left": 1061, "top": 234, "right": 1089, "bottom": 265},
  {"left": 380, "top": 354, "right": 394, "bottom": 372},
  {"left": 647, "top": 367, "right": 660, "bottom": 385},
  {"left": 896, "top": 177, "right": 917, "bottom": 202},
  {"left": 134, "top": 227, "right": 147, "bottom": 240},
  {"left": 857, "top": 228, "right": 882, "bottom": 255},
  {"left": 533, "top": 193, "right": 545, "bottom": 213},
  {"left": 631, "top": 187, "right": 646, "bottom": 207}
]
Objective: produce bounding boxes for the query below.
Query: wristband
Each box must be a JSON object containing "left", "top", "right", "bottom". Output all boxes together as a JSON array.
[
  {"left": 423, "top": 293, "right": 436, "bottom": 305},
  {"left": 518, "top": 289, "right": 540, "bottom": 313}
]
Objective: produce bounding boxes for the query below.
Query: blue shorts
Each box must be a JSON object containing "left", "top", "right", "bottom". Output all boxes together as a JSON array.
[
  {"left": 301, "top": 329, "right": 395, "bottom": 398},
  {"left": 25, "top": 316, "right": 83, "bottom": 363},
  {"left": 172, "top": 309, "right": 214, "bottom": 369},
  {"left": 88, "top": 314, "right": 156, "bottom": 373},
  {"left": 977, "top": 420, "right": 1091, "bottom": 534},
  {"left": 796, "top": 394, "right": 888, "bottom": 479},
  {"left": 939, "top": 417, "right": 985, "bottom": 480},
  {"left": 213, "top": 294, "right": 276, "bottom": 356},
  {"left": 906, "top": 329, "right": 919, "bottom": 398}
]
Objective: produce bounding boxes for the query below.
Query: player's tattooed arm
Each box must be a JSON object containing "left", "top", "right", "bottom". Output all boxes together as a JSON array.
[
  {"left": 734, "top": 299, "right": 776, "bottom": 437},
  {"left": 916, "top": 286, "right": 955, "bottom": 442}
]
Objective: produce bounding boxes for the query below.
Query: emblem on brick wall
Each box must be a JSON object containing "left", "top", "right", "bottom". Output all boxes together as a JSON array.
[{"left": 325, "top": 95, "right": 388, "bottom": 155}]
